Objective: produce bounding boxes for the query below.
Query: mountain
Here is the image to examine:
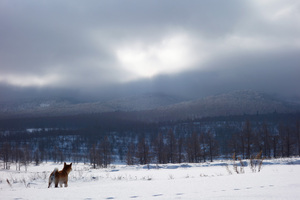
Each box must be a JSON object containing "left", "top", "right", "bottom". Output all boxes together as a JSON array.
[
  {"left": 0, "top": 93, "right": 184, "bottom": 119},
  {"left": 135, "top": 90, "right": 300, "bottom": 121},
  {"left": 0, "top": 90, "right": 299, "bottom": 121}
]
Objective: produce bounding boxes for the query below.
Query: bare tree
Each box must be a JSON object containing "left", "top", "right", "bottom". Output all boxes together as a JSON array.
[
  {"left": 228, "top": 133, "right": 240, "bottom": 160},
  {"left": 136, "top": 135, "right": 150, "bottom": 165},
  {"left": 166, "top": 130, "right": 177, "bottom": 163},
  {"left": 186, "top": 132, "right": 200, "bottom": 163},
  {"left": 53, "top": 146, "right": 58, "bottom": 163},
  {"left": 271, "top": 134, "right": 279, "bottom": 158},
  {"left": 21, "top": 144, "right": 31, "bottom": 172},
  {"left": 99, "top": 136, "right": 111, "bottom": 168},
  {"left": 1, "top": 142, "right": 11, "bottom": 169},
  {"left": 296, "top": 120, "right": 300, "bottom": 156},
  {"left": 199, "top": 132, "right": 207, "bottom": 162},
  {"left": 38, "top": 140, "right": 46, "bottom": 163},
  {"left": 243, "top": 120, "right": 252, "bottom": 159},
  {"left": 13, "top": 145, "right": 21, "bottom": 170},
  {"left": 261, "top": 123, "right": 271, "bottom": 158},
  {"left": 153, "top": 133, "right": 167, "bottom": 164},
  {"left": 126, "top": 142, "right": 136, "bottom": 165},
  {"left": 177, "top": 137, "right": 185, "bottom": 163},
  {"left": 90, "top": 143, "right": 98, "bottom": 169},
  {"left": 285, "top": 126, "right": 292, "bottom": 157},
  {"left": 34, "top": 150, "right": 40, "bottom": 166},
  {"left": 279, "top": 125, "right": 293, "bottom": 157},
  {"left": 206, "top": 131, "right": 219, "bottom": 162}
]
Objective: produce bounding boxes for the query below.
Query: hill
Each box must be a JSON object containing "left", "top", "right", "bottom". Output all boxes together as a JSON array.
[
  {"left": 140, "top": 90, "right": 300, "bottom": 121},
  {"left": 0, "top": 90, "right": 299, "bottom": 121}
]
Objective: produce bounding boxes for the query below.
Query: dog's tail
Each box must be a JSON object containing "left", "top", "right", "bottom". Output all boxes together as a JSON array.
[
  {"left": 48, "top": 168, "right": 59, "bottom": 188},
  {"left": 53, "top": 168, "right": 58, "bottom": 173}
]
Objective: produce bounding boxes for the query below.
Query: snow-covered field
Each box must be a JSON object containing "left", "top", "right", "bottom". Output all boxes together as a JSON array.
[{"left": 1, "top": 158, "right": 300, "bottom": 200}]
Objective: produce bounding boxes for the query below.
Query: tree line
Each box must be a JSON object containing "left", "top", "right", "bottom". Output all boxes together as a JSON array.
[{"left": 1, "top": 113, "right": 300, "bottom": 169}]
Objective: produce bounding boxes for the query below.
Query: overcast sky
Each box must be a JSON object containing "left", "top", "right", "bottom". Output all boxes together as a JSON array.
[{"left": 0, "top": 0, "right": 300, "bottom": 101}]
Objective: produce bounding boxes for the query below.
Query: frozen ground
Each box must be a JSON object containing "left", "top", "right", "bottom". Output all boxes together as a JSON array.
[{"left": 1, "top": 158, "right": 300, "bottom": 200}]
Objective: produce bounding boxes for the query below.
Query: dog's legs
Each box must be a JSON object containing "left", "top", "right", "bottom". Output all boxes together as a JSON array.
[
  {"left": 55, "top": 178, "right": 59, "bottom": 188},
  {"left": 48, "top": 181, "right": 52, "bottom": 188},
  {"left": 48, "top": 177, "right": 51, "bottom": 188},
  {"left": 48, "top": 171, "right": 54, "bottom": 188}
]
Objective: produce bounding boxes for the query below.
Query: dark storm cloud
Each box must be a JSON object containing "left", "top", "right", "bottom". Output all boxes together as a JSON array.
[
  {"left": 0, "top": 0, "right": 244, "bottom": 73},
  {"left": 112, "top": 47, "right": 300, "bottom": 99},
  {"left": 0, "top": 0, "right": 299, "bottom": 101}
]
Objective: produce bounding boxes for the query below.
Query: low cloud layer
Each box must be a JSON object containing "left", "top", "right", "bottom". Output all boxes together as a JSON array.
[{"left": 0, "top": 0, "right": 299, "bottom": 101}]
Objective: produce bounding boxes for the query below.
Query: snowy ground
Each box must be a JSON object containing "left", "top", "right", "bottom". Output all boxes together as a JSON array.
[{"left": 1, "top": 158, "right": 300, "bottom": 200}]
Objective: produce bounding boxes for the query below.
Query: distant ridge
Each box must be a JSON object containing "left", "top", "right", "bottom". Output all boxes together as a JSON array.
[
  {"left": 135, "top": 90, "right": 300, "bottom": 121},
  {"left": 0, "top": 90, "right": 299, "bottom": 120},
  {"left": 0, "top": 93, "right": 184, "bottom": 119}
]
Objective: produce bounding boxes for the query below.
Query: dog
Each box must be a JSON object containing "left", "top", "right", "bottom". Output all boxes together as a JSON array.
[{"left": 48, "top": 162, "right": 72, "bottom": 188}]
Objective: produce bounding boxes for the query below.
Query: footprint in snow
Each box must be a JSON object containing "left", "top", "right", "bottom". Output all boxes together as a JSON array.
[
  {"left": 153, "top": 194, "right": 163, "bottom": 197},
  {"left": 130, "top": 196, "right": 138, "bottom": 199}
]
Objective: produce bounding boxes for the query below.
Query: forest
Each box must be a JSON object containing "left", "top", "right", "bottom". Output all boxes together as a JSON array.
[{"left": 1, "top": 112, "right": 300, "bottom": 170}]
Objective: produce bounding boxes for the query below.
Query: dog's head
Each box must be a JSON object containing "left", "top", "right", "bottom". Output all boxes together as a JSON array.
[{"left": 63, "top": 162, "right": 72, "bottom": 174}]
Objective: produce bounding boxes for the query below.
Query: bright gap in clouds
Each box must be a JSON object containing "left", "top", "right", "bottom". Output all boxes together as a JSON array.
[
  {"left": 116, "top": 33, "right": 201, "bottom": 80},
  {"left": 0, "top": 74, "right": 59, "bottom": 87}
]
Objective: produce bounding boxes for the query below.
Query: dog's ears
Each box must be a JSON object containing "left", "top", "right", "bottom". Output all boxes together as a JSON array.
[
  {"left": 64, "top": 162, "right": 66, "bottom": 166},
  {"left": 70, "top": 163, "right": 72, "bottom": 166}
]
